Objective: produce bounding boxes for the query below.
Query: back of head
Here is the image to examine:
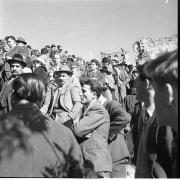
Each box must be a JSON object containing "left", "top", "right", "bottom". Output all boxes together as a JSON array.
[
  {"left": 7, "top": 35, "right": 16, "bottom": 42},
  {"left": 101, "top": 57, "right": 111, "bottom": 64},
  {"left": 145, "top": 49, "right": 178, "bottom": 88},
  {"left": 137, "top": 61, "right": 152, "bottom": 81},
  {"left": 12, "top": 73, "right": 45, "bottom": 104},
  {"left": 41, "top": 47, "right": 49, "bottom": 55}
]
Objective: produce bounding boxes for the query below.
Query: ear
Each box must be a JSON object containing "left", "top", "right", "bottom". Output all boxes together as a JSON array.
[
  {"left": 93, "top": 91, "right": 97, "bottom": 99},
  {"left": 145, "top": 79, "right": 152, "bottom": 89},
  {"left": 164, "top": 83, "right": 174, "bottom": 105}
]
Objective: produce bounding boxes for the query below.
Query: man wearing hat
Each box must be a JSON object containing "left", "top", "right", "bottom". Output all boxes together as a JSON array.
[
  {"left": 41, "top": 64, "right": 83, "bottom": 128},
  {"left": 0, "top": 54, "right": 26, "bottom": 114}
]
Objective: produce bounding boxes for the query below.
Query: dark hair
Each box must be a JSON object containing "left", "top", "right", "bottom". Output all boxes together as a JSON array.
[
  {"left": 90, "top": 59, "right": 100, "bottom": 67},
  {"left": 128, "top": 64, "right": 134, "bottom": 69},
  {"left": 145, "top": 49, "right": 178, "bottom": 87},
  {"left": 83, "top": 79, "right": 103, "bottom": 98},
  {"left": 41, "top": 47, "right": 48, "bottom": 54},
  {"left": 31, "top": 49, "right": 38, "bottom": 56},
  {"left": 136, "top": 62, "right": 152, "bottom": 81},
  {"left": 12, "top": 73, "right": 45, "bottom": 104},
  {"left": 45, "top": 45, "right": 50, "bottom": 48},
  {"left": 51, "top": 44, "right": 56, "bottom": 48},
  {"left": 27, "top": 45, "right": 31, "bottom": 49},
  {"left": 57, "top": 45, "right": 61, "bottom": 49},
  {"left": 133, "top": 41, "right": 140, "bottom": 48},
  {"left": 102, "top": 57, "right": 111, "bottom": 64},
  {"left": 7, "top": 36, "right": 16, "bottom": 42}
]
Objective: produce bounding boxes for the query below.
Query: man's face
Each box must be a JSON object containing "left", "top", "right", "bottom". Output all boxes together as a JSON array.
[
  {"left": 3, "top": 44, "right": 10, "bottom": 52},
  {"left": 81, "top": 84, "right": 96, "bottom": 105},
  {"left": 153, "top": 81, "right": 176, "bottom": 127},
  {"left": 51, "top": 46, "right": 57, "bottom": 52},
  {"left": 10, "top": 62, "right": 24, "bottom": 77},
  {"left": 71, "top": 66, "right": 78, "bottom": 74},
  {"left": 56, "top": 72, "right": 70, "bottom": 86},
  {"left": 133, "top": 43, "right": 141, "bottom": 55},
  {"left": 53, "top": 55, "right": 60, "bottom": 64},
  {"left": 102, "top": 62, "right": 109, "bottom": 67},
  {"left": 7, "top": 38, "right": 16, "bottom": 48},
  {"left": 90, "top": 62, "right": 98, "bottom": 71}
]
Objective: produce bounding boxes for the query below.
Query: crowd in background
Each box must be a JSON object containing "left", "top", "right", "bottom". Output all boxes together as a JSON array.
[{"left": 0, "top": 35, "right": 178, "bottom": 178}]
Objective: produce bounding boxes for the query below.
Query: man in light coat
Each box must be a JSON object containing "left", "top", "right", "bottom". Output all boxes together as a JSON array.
[
  {"left": 40, "top": 64, "right": 83, "bottom": 128},
  {"left": 73, "top": 79, "right": 112, "bottom": 178}
]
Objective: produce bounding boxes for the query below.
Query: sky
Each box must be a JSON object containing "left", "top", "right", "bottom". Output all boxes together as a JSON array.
[{"left": 0, "top": 0, "right": 177, "bottom": 63}]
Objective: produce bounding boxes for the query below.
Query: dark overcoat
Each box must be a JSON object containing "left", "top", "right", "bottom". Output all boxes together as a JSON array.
[{"left": 0, "top": 102, "right": 83, "bottom": 177}]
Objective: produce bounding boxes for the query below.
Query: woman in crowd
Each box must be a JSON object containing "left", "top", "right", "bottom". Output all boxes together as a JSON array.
[{"left": 0, "top": 73, "right": 83, "bottom": 177}]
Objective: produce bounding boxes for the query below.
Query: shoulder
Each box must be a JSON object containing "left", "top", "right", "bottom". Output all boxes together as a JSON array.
[
  {"left": 104, "top": 100, "right": 122, "bottom": 109},
  {"left": 89, "top": 101, "right": 109, "bottom": 116},
  {"left": 47, "top": 120, "right": 80, "bottom": 149}
]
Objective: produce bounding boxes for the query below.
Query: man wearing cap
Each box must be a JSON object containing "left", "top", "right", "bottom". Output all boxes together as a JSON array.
[
  {"left": 41, "top": 64, "right": 83, "bottom": 128},
  {"left": 0, "top": 54, "right": 26, "bottom": 114}
]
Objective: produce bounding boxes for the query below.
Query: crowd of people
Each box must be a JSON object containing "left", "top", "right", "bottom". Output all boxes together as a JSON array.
[{"left": 0, "top": 35, "right": 178, "bottom": 178}]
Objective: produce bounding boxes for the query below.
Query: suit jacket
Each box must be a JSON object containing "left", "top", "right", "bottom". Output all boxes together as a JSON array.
[
  {"left": 41, "top": 80, "right": 82, "bottom": 122},
  {"left": 73, "top": 100, "right": 112, "bottom": 173},
  {"left": 116, "top": 68, "right": 130, "bottom": 99},
  {"left": 135, "top": 112, "right": 174, "bottom": 178},
  {"left": 0, "top": 78, "right": 14, "bottom": 114},
  {"left": 0, "top": 102, "right": 83, "bottom": 177},
  {"left": 147, "top": 119, "right": 174, "bottom": 178},
  {"left": 103, "top": 100, "right": 131, "bottom": 163},
  {"left": 124, "top": 94, "right": 137, "bottom": 115}
]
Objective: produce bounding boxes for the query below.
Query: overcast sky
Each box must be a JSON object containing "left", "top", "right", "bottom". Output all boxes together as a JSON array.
[{"left": 0, "top": 0, "right": 177, "bottom": 63}]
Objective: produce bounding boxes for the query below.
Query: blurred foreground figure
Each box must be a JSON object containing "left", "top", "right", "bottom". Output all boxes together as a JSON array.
[
  {"left": 144, "top": 50, "right": 178, "bottom": 133},
  {"left": 0, "top": 73, "right": 83, "bottom": 177},
  {"left": 144, "top": 49, "right": 178, "bottom": 177},
  {"left": 134, "top": 61, "right": 174, "bottom": 178}
]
